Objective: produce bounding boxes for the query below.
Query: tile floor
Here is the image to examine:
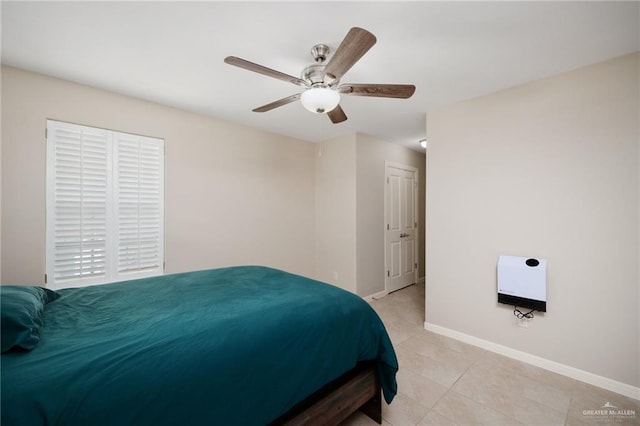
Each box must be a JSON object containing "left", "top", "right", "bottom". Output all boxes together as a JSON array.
[{"left": 342, "top": 283, "right": 640, "bottom": 426}]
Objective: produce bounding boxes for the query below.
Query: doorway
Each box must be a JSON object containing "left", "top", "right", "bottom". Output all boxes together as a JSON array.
[{"left": 384, "top": 162, "right": 418, "bottom": 293}]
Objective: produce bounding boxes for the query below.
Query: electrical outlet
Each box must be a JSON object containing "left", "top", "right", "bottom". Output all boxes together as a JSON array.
[{"left": 518, "top": 318, "right": 529, "bottom": 328}]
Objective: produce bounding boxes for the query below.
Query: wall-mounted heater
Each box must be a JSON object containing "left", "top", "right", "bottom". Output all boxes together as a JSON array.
[{"left": 497, "top": 255, "right": 547, "bottom": 312}]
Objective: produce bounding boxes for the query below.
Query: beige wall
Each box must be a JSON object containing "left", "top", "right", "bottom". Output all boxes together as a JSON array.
[
  {"left": 426, "top": 53, "right": 639, "bottom": 387},
  {"left": 1, "top": 66, "right": 424, "bottom": 297},
  {"left": 314, "top": 134, "right": 357, "bottom": 293},
  {"left": 1, "top": 66, "right": 316, "bottom": 284},
  {"left": 314, "top": 132, "right": 426, "bottom": 297},
  {"left": 356, "top": 133, "right": 426, "bottom": 296}
]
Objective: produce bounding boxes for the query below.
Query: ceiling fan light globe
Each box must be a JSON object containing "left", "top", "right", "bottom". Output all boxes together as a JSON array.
[{"left": 300, "top": 87, "right": 340, "bottom": 114}]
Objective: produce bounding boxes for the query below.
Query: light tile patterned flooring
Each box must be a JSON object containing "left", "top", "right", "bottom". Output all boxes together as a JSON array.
[{"left": 343, "top": 283, "right": 640, "bottom": 426}]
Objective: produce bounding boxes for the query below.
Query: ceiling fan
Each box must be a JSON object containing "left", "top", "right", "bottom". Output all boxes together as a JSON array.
[{"left": 224, "top": 27, "right": 416, "bottom": 124}]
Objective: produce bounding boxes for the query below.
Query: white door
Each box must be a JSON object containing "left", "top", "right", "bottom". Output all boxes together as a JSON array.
[{"left": 385, "top": 163, "right": 418, "bottom": 293}]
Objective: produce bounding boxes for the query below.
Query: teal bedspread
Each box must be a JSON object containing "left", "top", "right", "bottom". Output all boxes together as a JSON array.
[{"left": 1, "top": 266, "right": 398, "bottom": 425}]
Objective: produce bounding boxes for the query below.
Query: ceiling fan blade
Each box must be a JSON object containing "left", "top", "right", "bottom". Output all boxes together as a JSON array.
[
  {"left": 252, "top": 93, "right": 301, "bottom": 113},
  {"left": 225, "top": 56, "right": 308, "bottom": 87},
  {"left": 323, "top": 27, "right": 376, "bottom": 82},
  {"left": 339, "top": 84, "right": 416, "bottom": 99},
  {"left": 327, "top": 105, "right": 348, "bottom": 124}
]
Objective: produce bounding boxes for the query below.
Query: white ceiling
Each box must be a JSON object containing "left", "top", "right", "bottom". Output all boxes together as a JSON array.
[{"left": 2, "top": 1, "right": 638, "bottom": 151}]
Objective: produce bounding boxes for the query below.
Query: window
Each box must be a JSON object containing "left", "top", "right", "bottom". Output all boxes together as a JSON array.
[{"left": 46, "top": 120, "right": 164, "bottom": 289}]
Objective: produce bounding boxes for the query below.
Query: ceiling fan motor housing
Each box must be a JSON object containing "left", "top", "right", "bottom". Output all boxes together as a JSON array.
[{"left": 301, "top": 64, "right": 328, "bottom": 85}]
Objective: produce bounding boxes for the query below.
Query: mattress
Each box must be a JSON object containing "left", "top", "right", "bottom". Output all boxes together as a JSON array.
[{"left": 1, "top": 266, "right": 398, "bottom": 425}]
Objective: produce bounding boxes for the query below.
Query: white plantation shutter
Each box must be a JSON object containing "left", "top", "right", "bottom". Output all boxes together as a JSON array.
[
  {"left": 114, "top": 133, "right": 164, "bottom": 278},
  {"left": 46, "top": 122, "right": 110, "bottom": 285},
  {"left": 46, "top": 120, "right": 164, "bottom": 288}
]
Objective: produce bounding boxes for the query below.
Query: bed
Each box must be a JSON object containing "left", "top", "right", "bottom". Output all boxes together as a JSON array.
[{"left": 1, "top": 266, "right": 398, "bottom": 425}]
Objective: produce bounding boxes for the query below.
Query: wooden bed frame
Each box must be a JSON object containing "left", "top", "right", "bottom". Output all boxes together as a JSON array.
[{"left": 270, "top": 362, "right": 381, "bottom": 425}]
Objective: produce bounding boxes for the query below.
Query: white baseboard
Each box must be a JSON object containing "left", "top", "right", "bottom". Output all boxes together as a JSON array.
[
  {"left": 364, "top": 278, "right": 424, "bottom": 301},
  {"left": 424, "top": 322, "right": 640, "bottom": 401},
  {"left": 363, "top": 289, "right": 388, "bottom": 302}
]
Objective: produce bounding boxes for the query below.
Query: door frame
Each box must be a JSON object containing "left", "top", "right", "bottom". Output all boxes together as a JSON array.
[{"left": 384, "top": 161, "right": 419, "bottom": 293}]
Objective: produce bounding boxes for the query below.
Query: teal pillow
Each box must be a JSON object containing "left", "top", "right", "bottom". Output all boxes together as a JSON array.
[{"left": 1, "top": 286, "right": 60, "bottom": 353}]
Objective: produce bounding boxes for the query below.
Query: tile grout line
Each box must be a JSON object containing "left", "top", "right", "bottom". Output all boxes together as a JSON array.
[{"left": 563, "top": 389, "right": 576, "bottom": 426}]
